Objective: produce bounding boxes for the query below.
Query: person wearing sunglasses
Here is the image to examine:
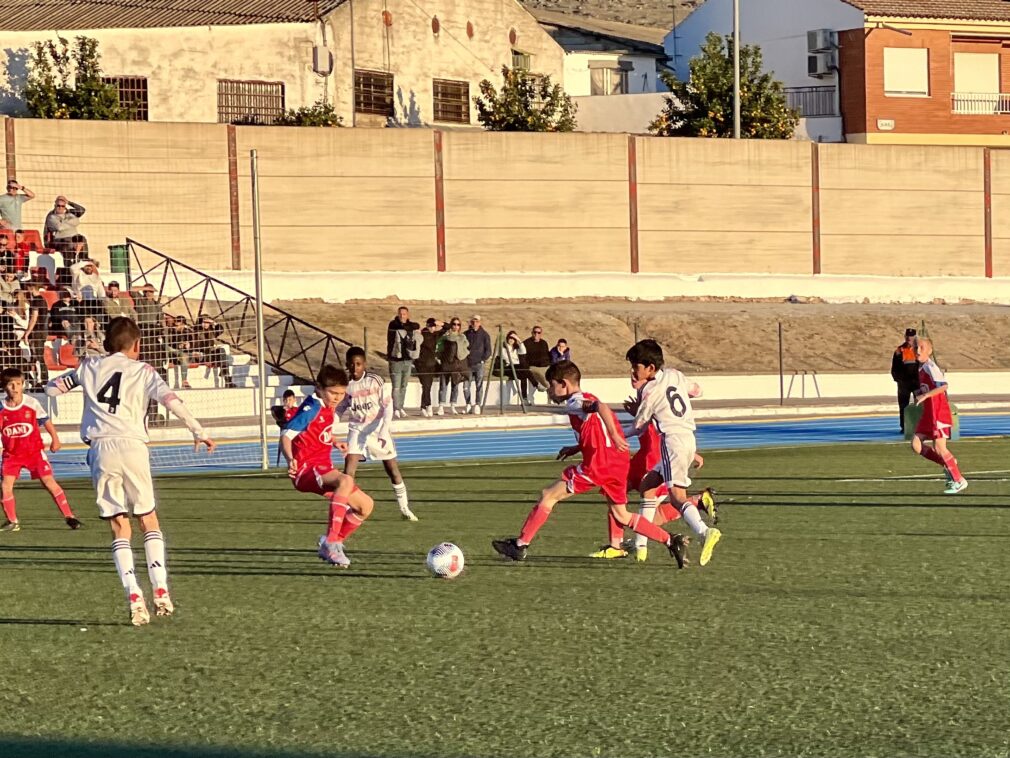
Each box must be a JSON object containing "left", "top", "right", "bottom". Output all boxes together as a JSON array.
[
  {"left": 45, "top": 195, "right": 88, "bottom": 263},
  {"left": 0, "top": 179, "right": 34, "bottom": 231},
  {"left": 436, "top": 318, "right": 470, "bottom": 416},
  {"left": 523, "top": 325, "right": 551, "bottom": 406}
]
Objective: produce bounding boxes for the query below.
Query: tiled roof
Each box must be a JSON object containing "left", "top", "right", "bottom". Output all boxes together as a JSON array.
[
  {"left": 842, "top": 0, "right": 1010, "bottom": 22},
  {"left": 0, "top": 0, "right": 346, "bottom": 30}
]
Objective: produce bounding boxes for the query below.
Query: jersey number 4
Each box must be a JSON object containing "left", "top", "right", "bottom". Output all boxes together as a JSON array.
[
  {"left": 97, "top": 372, "right": 123, "bottom": 414},
  {"left": 666, "top": 386, "right": 687, "bottom": 418}
]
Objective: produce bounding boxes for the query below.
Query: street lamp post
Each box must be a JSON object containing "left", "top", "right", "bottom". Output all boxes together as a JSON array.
[{"left": 733, "top": 0, "right": 741, "bottom": 138}]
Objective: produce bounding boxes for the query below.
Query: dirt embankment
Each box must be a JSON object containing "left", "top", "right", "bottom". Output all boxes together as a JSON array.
[{"left": 274, "top": 299, "right": 1010, "bottom": 376}]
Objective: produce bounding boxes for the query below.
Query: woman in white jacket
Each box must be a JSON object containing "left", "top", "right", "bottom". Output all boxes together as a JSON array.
[{"left": 497, "top": 330, "right": 526, "bottom": 406}]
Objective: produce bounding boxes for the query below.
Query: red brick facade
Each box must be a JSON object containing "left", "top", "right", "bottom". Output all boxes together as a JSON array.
[{"left": 840, "top": 24, "right": 1010, "bottom": 139}]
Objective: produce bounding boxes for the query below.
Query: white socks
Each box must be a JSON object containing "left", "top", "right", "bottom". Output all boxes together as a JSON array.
[
  {"left": 144, "top": 530, "right": 169, "bottom": 592},
  {"left": 635, "top": 498, "right": 659, "bottom": 550},
  {"left": 392, "top": 482, "right": 409, "bottom": 510},
  {"left": 681, "top": 503, "right": 709, "bottom": 537},
  {"left": 112, "top": 538, "right": 142, "bottom": 599}
]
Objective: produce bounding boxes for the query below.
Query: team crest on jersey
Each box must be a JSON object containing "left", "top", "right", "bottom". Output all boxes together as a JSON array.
[{"left": 319, "top": 426, "right": 333, "bottom": 446}]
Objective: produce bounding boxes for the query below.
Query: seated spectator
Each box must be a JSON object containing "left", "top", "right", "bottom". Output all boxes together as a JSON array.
[
  {"left": 492, "top": 330, "right": 527, "bottom": 406},
  {"left": 550, "top": 338, "right": 571, "bottom": 364},
  {"left": 0, "top": 235, "right": 13, "bottom": 271},
  {"left": 104, "top": 280, "right": 137, "bottom": 322},
  {"left": 49, "top": 290, "right": 80, "bottom": 338},
  {"left": 191, "top": 313, "right": 235, "bottom": 388},
  {"left": 12, "top": 230, "right": 33, "bottom": 274},
  {"left": 74, "top": 315, "right": 106, "bottom": 359},
  {"left": 164, "top": 313, "right": 193, "bottom": 389},
  {"left": 0, "top": 268, "right": 20, "bottom": 306},
  {"left": 4, "top": 291, "right": 32, "bottom": 370},
  {"left": 70, "top": 258, "right": 106, "bottom": 316},
  {"left": 21, "top": 280, "right": 50, "bottom": 387},
  {"left": 44, "top": 196, "right": 88, "bottom": 263}
]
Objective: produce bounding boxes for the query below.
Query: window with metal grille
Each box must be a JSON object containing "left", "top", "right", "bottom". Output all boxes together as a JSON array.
[
  {"left": 102, "top": 76, "right": 149, "bottom": 120},
  {"left": 512, "top": 50, "right": 531, "bottom": 70},
  {"left": 355, "top": 70, "right": 394, "bottom": 116},
  {"left": 217, "top": 80, "right": 285, "bottom": 125},
  {"left": 432, "top": 79, "right": 470, "bottom": 124}
]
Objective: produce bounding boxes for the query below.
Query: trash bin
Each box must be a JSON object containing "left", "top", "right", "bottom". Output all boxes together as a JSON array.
[
  {"left": 108, "top": 243, "right": 129, "bottom": 275},
  {"left": 903, "top": 401, "right": 960, "bottom": 440}
]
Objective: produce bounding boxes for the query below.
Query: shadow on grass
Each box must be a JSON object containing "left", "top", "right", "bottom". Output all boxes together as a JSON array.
[
  {"left": 0, "top": 617, "right": 120, "bottom": 627},
  {"left": 0, "top": 737, "right": 410, "bottom": 758}
]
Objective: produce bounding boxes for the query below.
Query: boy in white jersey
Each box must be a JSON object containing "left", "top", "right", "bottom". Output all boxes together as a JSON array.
[
  {"left": 625, "top": 339, "right": 722, "bottom": 566},
  {"left": 47, "top": 317, "right": 216, "bottom": 626},
  {"left": 339, "top": 346, "right": 416, "bottom": 521}
]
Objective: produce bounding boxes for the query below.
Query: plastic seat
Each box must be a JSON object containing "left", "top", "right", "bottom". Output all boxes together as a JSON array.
[{"left": 57, "top": 341, "right": 79, "bottom": 368}]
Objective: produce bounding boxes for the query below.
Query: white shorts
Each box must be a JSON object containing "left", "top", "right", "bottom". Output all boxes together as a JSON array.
[
  {"left": 652, "top": 432, "right": 697, "bottom": 490},
  {"left": 346, "top": 428, "right": 397, "bottom": 462},
  {"left": 88, "top": 438, "right": 156, "bottom": 519}
]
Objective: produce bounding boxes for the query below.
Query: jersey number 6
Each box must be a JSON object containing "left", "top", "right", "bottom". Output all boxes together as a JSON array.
[
  {"left": 97, "top": 372, "right": 123, "bottom": 414},
  {"left": 666, "top": 386, "right": 687, "bottom": 418}
]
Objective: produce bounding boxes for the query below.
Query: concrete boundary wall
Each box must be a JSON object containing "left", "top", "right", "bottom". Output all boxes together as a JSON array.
[{"left": 2, "top": 117, "right": 1002, "bottom": 278}]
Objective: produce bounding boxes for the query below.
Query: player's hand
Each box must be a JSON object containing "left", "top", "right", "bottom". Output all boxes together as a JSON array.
[
  {"left": 913, "top": 393, "right": 924, "bottom": 406},
  {"left": 334, "top": 441, "right": 349, "bottom": 453},
  {"left": 195, "top": 437, "right": 216, "bottom": 454},
  {"left": 287, "top": 459, "right": 299, "bottom": 478},
  {"left": 556, "top": 445, "right": 579, "bottom": 460},
  {"left": 623, "top": 395, "right": 641, "bottom": 415},
  {"left": 49, "top": 438, "right": 62, "bottom": 453},
  {"left": 693, "top": 453, "right": 704, "bottom": 470},
  {"left": 615, "top": 437, "right": 630, "bottom": 454}
]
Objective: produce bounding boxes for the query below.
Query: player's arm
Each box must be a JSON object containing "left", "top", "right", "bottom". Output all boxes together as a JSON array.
[
  {"left": 596, "top": 401, "right": 630, "bottom": 453},
  {"left": 147, "top": 369, "right": 215, "bottom": 453},
  {"left": 915, "top": 383, "right": 948, "bottom": 404},
  {"left": 377, "top": 378, "right": 394, "bottom": 440},
  {"left": 280, "top": 432, "right": 298, "bottom": 476},
  {"left": 45, "top": 368, "right": 81, "bottom": 396},
  {"left": 631, "top": 384, "right": 657, "bottom": 435}
]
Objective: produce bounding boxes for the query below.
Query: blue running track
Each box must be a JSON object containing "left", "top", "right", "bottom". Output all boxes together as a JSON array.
[{"left": 41, "top": 412, "right": 1010, "bottom": 477}]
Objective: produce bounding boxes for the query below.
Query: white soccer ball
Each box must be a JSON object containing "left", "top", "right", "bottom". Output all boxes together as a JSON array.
[{"left": 426, "top": 542, "right": 465, "bottom": 579}]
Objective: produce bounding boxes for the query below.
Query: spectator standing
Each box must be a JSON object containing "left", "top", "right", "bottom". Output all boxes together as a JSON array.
[
  {"left": 192, "top": 314, "right": 235, "bottom": 388},
  {"left": 550, "top": 338, "right": 571, "bottom": 364},
  {"left": 164, "top": 314, "right": 193, "bottom": 389},
  {"left": 522, "top": 325, "right": 551, "bottom": 405},
  {"left": 69, "top": 259, "right": 105, "bottom": 315},
  {"left": 103, "top": 281, "right": 137, "bottom": 322},
  {"left": 134, "top": 283, "right": 166, "bottom": 377},
  {"left": 44, "top": 196, "right": 88, "bottom": 263},
  {"left": 463, "top": 315, "right": 492, "bottom": 415},
  {"left": 22, "top": 281, "right": 49, "bottom": 388},
  {"left": 493, "top": 330, "right": 527, "bottom": 407},
  {"left": 5, "top": 291, "right": 32, "bottom": 371},
  {"left": 436, "top": 317, "right": 469, "bottom": 415},
  {"left": 0, "top": 179, "right": 34, "bottom": 230},
  {"left": 891, "top": 327, "right": 920, "bottom": 434},
  {"left": 386, "top": 306, "right": 420, "bottom": 418},
  {"left": 0, "top": 269, "right": 20, "bottom": 306},
  {"left": 414, "top": 317, "right": 446, "bottom": 417}
]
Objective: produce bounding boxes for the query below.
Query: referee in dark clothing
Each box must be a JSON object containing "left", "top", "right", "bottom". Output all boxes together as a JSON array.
[{"left": 891, "top": 328, "right": 920, "bottom": 433}]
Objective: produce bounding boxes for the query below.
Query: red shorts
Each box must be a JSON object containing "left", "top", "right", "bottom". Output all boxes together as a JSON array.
[
  {"left": 628, "top": 452, "right": 668, "bottom": 501},
  {"left": 3, "top": 452, "right": 53, "bottom": 480},
  {"left": 915, "top": 409, "right": 953, "bottom": 440},
  {"left": 293, "top": 461, "right": 360, "bottom": 497},
  {"left": 563, "top": 462, "right": 628, "bottom": 505}
]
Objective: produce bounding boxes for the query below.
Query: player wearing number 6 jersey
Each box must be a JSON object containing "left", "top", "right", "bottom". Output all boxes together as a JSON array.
[
  {"left": 47, "top": 317, "right": 216, "bottom": 626},
  {"left": 626, "top": 339, "right": 722, "bottom": 566}
]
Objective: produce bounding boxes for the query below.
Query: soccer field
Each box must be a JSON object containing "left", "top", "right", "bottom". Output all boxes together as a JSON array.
[{"left": 1, "top": 437, "right": 1009, "bottom": 758}]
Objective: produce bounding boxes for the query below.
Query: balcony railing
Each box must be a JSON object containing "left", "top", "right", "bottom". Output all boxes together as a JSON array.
[
  {"left": 784, "top": 86, "right": 836, "bottom": 117},
  {"left": 951, "top": 92, "right": 1010, "bottom": 114}
]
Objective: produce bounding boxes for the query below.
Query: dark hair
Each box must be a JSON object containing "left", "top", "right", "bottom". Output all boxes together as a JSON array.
[
  {"left": 315, "top": 364, "right": 349, "bottom": 388},
  {"left": 13, "top": 229, "right": 23, "bottom": 235},
  {"left": 1, "top": 367, "right": 23, "bottom": 383},
  {"left": 345, "top": 346, "right": 366, "bottom": 363},
  {"left": 282, "top": 389, "right": 296, "bottom": 399},
  {"left": 546, "top": 360, "right": 580, "bottom": 385},
  {"left": 105, "top": 317, "right": 142, "bottom": 353},
  {"left": 625, "top": 339, "right": 664, "bottom": 370},
  {"left": 557, "top": 338, "right": 568, "bottom": 346}
]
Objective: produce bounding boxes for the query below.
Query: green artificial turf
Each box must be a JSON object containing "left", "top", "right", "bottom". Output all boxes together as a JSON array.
[{"left": 1, "top": 438, "right": 1009, "bottom": 758}]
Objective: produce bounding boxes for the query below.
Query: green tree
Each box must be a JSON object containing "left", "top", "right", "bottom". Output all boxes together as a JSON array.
[
  {"left": 650, "top": 32, "right": 798, "bottom": 139},
  {"left": 273, "top": 98, "right": 343, "bottom": 127},
  {"left": 23, "top": 36, "right": 126, "bottom": 119},
  {"left": 474, "top": 67, "right": 577, "bottom": 132}
]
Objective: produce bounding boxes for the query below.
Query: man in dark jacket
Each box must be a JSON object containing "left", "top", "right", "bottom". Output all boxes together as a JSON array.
[
  {"left": 523, "top": 325, "right": 551, "bottom": 405},
  {"left": 891, "top": 327, "right": 920, "bottom": 433},
  {"left": 463, "top": 315, "right": 492, "bottom": 415},
  {"left": 386, "top": 306, "right": 420, "bottom": 418}
]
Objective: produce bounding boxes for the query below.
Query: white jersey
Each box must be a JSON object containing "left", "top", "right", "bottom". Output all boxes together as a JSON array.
[
  {"left": 342, "top": 371, "right": 392, "bottom": 435},
  {"left": 634, "top": 367, "right": 701, "bottom": 436},
  {"left": 66, "top": 353, "right": 179, "bottom": 443}
]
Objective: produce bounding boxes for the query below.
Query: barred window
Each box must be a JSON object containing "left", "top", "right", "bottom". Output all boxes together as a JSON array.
[
  {"left": 433, "top": 79, "right": 470, "bottom": 124},
  {"left": 217, "top": 80, "right": 285, "bottom": 125},
  {"left": 355, "top": 70, "right": 394, "bottom": 116},
  {"left": 102, "top": 76, "right": 149, "bottom": 120},
  {"left": 512, "top": 50, "right": 531, "bottom": 70}
]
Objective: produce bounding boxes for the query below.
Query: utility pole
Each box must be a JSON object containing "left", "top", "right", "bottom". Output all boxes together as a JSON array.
[{"left": 733, "top": 0, "right": 741, "bottom": 138}]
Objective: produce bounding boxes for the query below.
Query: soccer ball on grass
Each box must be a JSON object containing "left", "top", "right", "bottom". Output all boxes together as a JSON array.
[{"left": 426, "top": 542, "right": 465, "bottom": 579}]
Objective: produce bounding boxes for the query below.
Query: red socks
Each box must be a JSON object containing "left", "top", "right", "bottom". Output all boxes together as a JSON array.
[
  {"left": 518, "top": 504, "right": 551, "bottom": 546},
  {"left": 941, "top": 453, "right": 963, "bottom": 481},
  {"left": 656, "top": 502, "right": 681, "bottom": 525},
  {"left": 50, "top": 487, "right": 73, "bottom": 518},
  {"left": 336, "top": 512, "right": 364, "bottom": 542},
  {"left": 326, "top": 495, "right": 351, "bottom": 542},
  {"left": 1, "top": 495, "right": 15, "bottom": 523},
  {"left": 628, "top": 513, "right": 670, "bottom": 545},
  {"left": 607, "top": 512, "right": 624, "bottom": 544},
  {"left": 920, "top": 447, "right": 945, "bottom": 467}
]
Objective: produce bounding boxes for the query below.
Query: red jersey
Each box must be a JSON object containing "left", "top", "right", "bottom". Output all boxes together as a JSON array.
[
  {"left": 629, "top": 424, "right": 661, "bottom": 486},
  {"left": 283, "top": 407, "right": 299, "bottom": 423},
  {"left": 282, "top": 395, "right": 337, "bottom": 466},
  {"left": 0, "top": 396, "right": 47, "bottom": 459},
  {"left": 916, "top": 359, "right": 953, "bottom": 438},
  {"left": 565, "top": 391, "right": 628, "bottom": 471}
]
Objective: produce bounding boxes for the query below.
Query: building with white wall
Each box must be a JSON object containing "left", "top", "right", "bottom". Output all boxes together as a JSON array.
[
  {"left": 0, "top": 0, "right": 565, "bottom": 128},
  {"left": 665, "top": 0, "right": 863, "bottom": 141}
]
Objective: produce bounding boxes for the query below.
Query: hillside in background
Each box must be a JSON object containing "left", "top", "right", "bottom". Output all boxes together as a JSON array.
[{"left": 522, "top": 0, "right": 701, "bottom": 32}]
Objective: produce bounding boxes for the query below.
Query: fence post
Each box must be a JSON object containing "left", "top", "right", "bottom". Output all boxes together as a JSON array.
[
  {"left": 433, "top": 130, "right": 447, "bottom": 273},
  {"left": 810, "top": 141, "right": 821, "bottom": 275},
  {"left": 227, "top": 124, "right": 241, "bottom": 270},
  {"left": 363, "top": 326, "right": 369, "bottom": 358},
  {"left": 984, "top": 147, "right": 993, "bottom": 278},
  {"left": 4, "top": 118, "right": 15, "bottom": 180},
  {"left": 628, "top": 134, "right": 640, "bottom": 274},
  {"left": 778, "top": 321, "right": 784, "bottom": 406}
]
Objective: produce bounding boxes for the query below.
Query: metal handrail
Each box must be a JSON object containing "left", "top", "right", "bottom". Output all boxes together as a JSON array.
[{"left": 125, "top": 238, "right": 356, "bottom": 384}]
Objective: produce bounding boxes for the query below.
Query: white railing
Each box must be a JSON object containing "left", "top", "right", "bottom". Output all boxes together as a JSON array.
[{"left": 951, "top": 92, "right": 1010, "bottom": 115}]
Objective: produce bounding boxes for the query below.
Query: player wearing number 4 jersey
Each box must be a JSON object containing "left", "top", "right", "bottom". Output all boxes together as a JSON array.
[
  {"left": 47, "top": 317, "right": 216, "bottom": 626},
  {"left": 625, "top": 339, "right": 722, "bottom": 567}
]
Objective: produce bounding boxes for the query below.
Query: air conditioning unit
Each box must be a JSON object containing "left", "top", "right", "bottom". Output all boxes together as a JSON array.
[
  {"left": 807, "top": 28, "right": 838, "bottom": 53},
  {"left": 808, "top": 51, "right": 837, "bottom": 78},
  {"left": 312, "top": 45, "right": 334, "bottom": 76}
]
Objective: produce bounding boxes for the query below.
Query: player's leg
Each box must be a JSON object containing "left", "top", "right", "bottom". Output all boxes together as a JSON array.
[
  {"left": 492, "top": 479, "right": 573, "bottom": 561},
  {"left": 933, "top": 437, "right": 967, "bottom": 493},
  {"left": 135, "top": 509, "right": 174, "bottom": 617},
  {"left": 38, "top": 473, "right": 82, "bottom": 528},
  {"left": 608, "top": 501, "right": 689, "bottom": 569},
  {"left": 631, "top": 470, "right": 665, "bottom": 561},
  {"left": 343, "top": 453, "right": 363, "bottom": 478},
  {"left": 662, "top": 438, "right": 721, "bottom": 567},
  {"left": 107, "top": 512, "right": 149, "bottom": 626},
  {"left": 1, "top": 472, "right": 19, "bottom": 531},
  {"left": 334, "top": 487, "right": 375, "bottom": 546},
  {"left": 382, "top": 457, "right": 417, "bottom": 522}
]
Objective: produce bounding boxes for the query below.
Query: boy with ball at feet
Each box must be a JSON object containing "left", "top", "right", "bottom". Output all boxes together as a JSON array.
[
  {"left": 0, "top": 367, "right": 82, "bottom": 532},
  {"left": 491, "top": 360, "right": 689, "bottom": 567},
  {"left": 46, "top": 317, "right": 215, "bottom": 626},
  {"left": 282, "top": 365, "right": 375, "bottom": 568},
  {"left": 911, "top": 337, "right": 967, "bottom": 494}
]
